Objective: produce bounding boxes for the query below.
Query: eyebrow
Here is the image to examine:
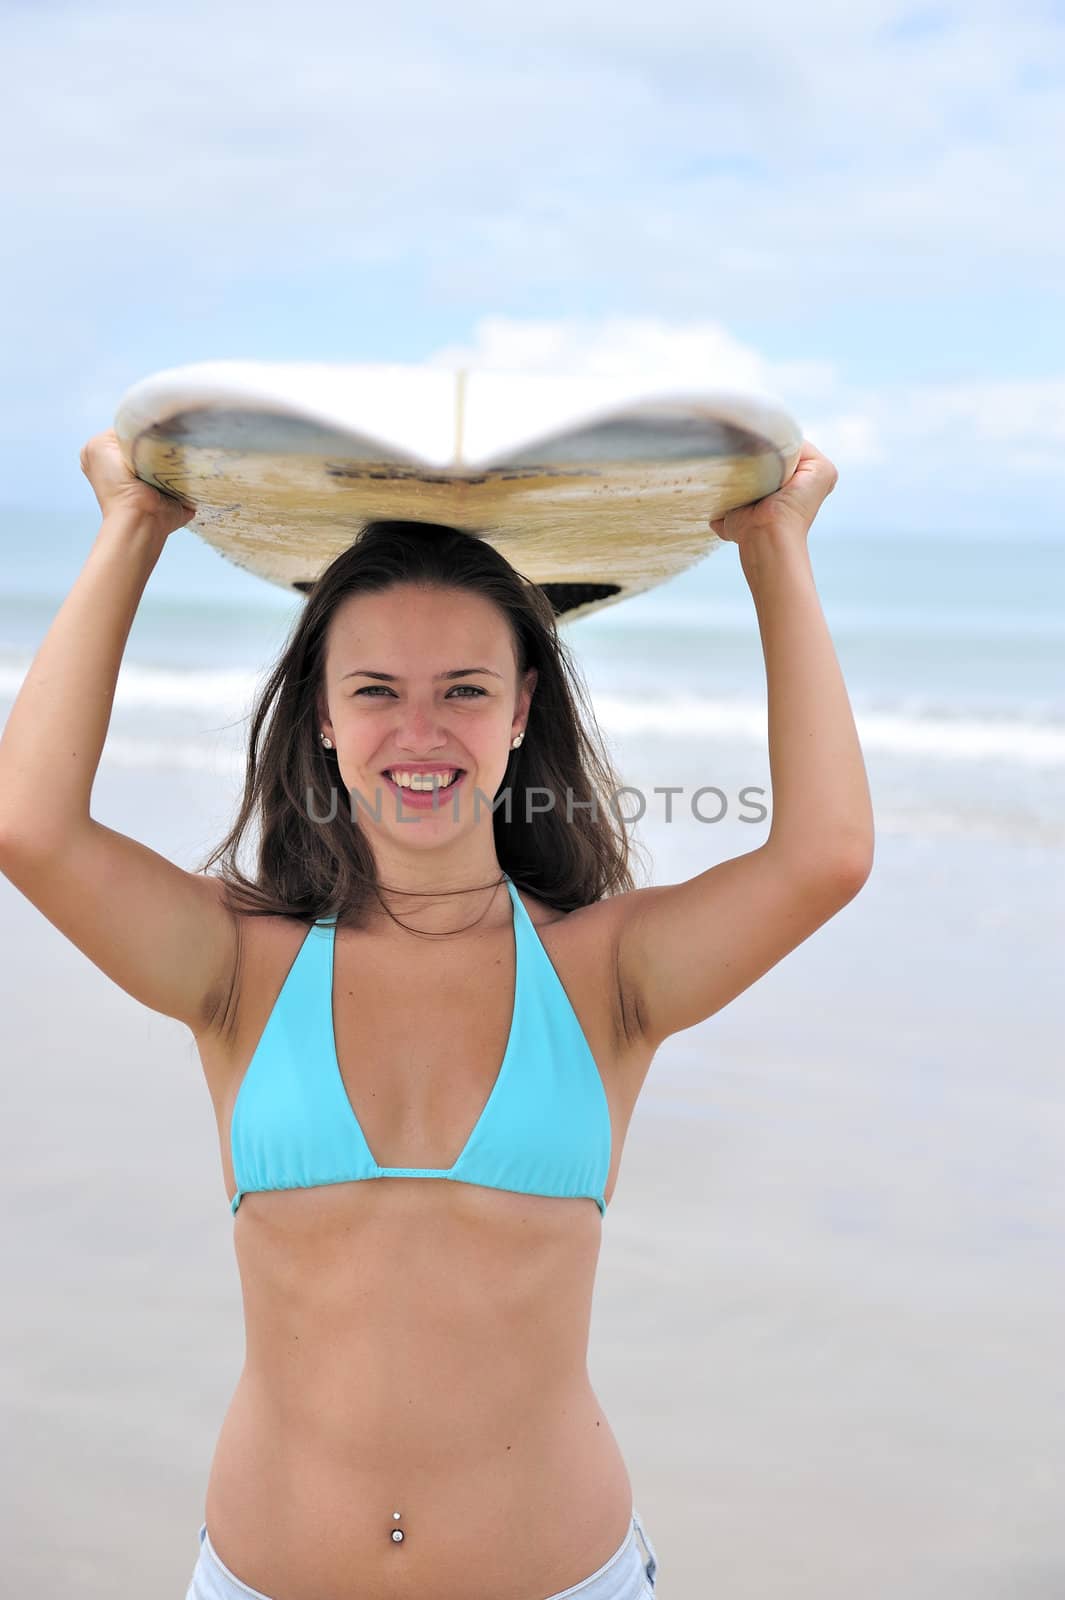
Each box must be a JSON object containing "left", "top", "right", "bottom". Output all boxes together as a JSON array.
[{"left": 340, "top": 667, "right": 504, "bottom": 682}]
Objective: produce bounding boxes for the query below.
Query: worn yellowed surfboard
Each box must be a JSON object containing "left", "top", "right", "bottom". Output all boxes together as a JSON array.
[{"left": 113, "top": 360, "right": 802, "bottom": 623}]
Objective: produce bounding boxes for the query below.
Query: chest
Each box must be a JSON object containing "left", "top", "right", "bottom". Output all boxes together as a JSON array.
[{"left": 197, "top": 896, "right": 653, "bottom": 1215}]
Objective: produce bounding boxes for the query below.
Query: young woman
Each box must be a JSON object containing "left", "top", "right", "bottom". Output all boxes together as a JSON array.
[{"left": 0, "top": 428, "right": 872, "bottom": 1600}]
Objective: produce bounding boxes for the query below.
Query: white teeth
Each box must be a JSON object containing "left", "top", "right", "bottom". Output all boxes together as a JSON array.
[{"left": 387, "top": 769, "right": 460, "bottom": 791}]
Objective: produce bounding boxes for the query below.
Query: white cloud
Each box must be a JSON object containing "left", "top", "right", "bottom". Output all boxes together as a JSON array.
[
  {"left": 2, "top": 0, "right": 1063, "bottom": 314},
  {"left": 1, "top": 0, "right": 1063, "bottom": 532},
  {"left": 427, "top": 314, "right": 835, "bottom": 397},
  {"left": 802, "top": 413, "right": 886, "bottom": 466},
  {"left": 426, "top": 312, "right": 1065, "bottom": 484},
  {"left": 897, "top": 379, "right": 1065, "bottom": 445},
  {"left": 428, "top": 315, "right": 881, "bottom": 464}
]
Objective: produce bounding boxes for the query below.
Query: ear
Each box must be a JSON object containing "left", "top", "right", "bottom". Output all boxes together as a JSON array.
[
  {"left": 521, "top": 667, "right": 538, "bottom": 720},
  {"left": 316, "top": 689, "right": 333, "bottom": 743}
]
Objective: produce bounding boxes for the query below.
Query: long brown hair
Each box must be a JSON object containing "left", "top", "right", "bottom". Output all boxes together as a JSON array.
[{"left": 196, "top": 520, "right": 648, "bottom": 929}]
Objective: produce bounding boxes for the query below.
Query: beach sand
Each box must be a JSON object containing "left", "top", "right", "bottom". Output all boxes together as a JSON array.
[{"left": 2, "top": 759, "right": 1063, "bottom": 1597}]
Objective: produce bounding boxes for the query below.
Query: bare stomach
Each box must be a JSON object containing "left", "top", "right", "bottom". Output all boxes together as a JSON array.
[
  {"left": 202, "top": 1189, "right": 633, "bottom": 1600},
  {"left": 205, "top": 1368, "right": 633, "bottom": 1600}
]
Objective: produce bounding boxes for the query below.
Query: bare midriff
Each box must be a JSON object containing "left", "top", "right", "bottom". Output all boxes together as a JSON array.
[{"left": 203, "top": 1178, "right": 634, "bottom": 1600}]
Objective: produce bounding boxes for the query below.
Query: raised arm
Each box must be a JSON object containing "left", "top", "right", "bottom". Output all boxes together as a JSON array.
[
  {"left": 0, "top": 431, "right": 239, "bottom": 1035},
  {"left": 615, "top": 442, "right": 875, "bottom": 1051}
]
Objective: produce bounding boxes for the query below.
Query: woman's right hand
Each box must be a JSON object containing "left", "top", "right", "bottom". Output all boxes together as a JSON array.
[{"left": 80, "top": 428, "right": 197, "bottom": 539}]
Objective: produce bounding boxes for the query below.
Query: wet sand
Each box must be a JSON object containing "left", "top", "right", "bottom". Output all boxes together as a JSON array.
[{"left": 2, "top": 760, "right": 1063, "bottom": 1597}]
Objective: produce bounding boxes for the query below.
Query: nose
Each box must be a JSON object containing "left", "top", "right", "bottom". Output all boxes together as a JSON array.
[{"left": 394, "top": 698, "right": 449, "bottom": 753}]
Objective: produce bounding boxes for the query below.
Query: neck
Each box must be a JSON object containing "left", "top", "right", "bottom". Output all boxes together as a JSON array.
[{"left": 365, "top": 858, "right": 510, "bottom": 937}]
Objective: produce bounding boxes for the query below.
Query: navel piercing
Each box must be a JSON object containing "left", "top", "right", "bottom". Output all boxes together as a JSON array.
[{"left": 391, "top": 1509, "right": 404, "bottom": 1544}]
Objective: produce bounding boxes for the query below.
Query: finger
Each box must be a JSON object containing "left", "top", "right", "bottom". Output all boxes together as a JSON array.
[{"left": 806, "top": 442, "right": 839, "bottom": 485}]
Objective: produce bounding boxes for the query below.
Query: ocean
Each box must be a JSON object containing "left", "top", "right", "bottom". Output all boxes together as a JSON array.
[{"left": 1, "top": 511, "right": 1061, "bottom": 852}]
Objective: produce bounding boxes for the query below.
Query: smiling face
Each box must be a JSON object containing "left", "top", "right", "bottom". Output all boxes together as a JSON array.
[{"left": 316, "top": 583, "right": 537, "bottom": 854}]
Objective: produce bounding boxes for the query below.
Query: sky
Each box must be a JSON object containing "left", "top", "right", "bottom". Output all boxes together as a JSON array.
[{"left": 3, "top": 0, "right": 1064, "bottom": 547}]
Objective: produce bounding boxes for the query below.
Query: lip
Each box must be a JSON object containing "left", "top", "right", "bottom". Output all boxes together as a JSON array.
[
  {"left": 380, "top": 769, "right": 467, "bottom": 809},
  {"left": 380, "top": 764, "right": 465, "bottom": 775}
]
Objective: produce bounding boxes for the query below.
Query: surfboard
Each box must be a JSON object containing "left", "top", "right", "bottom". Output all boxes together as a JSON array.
[{"left": 113, "top": 360, "right": 802, "bottom": 624}]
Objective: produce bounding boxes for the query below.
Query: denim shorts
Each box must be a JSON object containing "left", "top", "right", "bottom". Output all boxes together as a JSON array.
[{"left": 186, "top": 1507, "right": 660, "bottom": 1599}]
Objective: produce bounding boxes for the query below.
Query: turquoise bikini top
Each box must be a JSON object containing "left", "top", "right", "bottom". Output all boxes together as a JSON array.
[{"left": 229, "top": 874, "right": 611, "bottom": 1218}]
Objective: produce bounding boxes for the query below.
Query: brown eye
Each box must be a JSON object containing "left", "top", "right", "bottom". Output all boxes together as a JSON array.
[{"left": 353, "top": 685, "right": 487, "bottom": 698}]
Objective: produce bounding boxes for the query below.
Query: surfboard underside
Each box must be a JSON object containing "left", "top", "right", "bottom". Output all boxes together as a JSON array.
[{"left": 115, "top": 372, "right": 802, "bottom": 623}]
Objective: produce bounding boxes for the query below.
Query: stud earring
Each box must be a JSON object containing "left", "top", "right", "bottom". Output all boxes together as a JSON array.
[
  {"left": 511, "top": 731, "right": 524, "bottom": 749},
  {"left": 320, "top": 732, "right": 334, "bottom": 749}
]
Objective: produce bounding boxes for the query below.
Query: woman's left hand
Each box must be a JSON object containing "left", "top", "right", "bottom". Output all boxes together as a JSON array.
[{"left": 710, "top": 440, "right": 839, "bottom": 553}]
